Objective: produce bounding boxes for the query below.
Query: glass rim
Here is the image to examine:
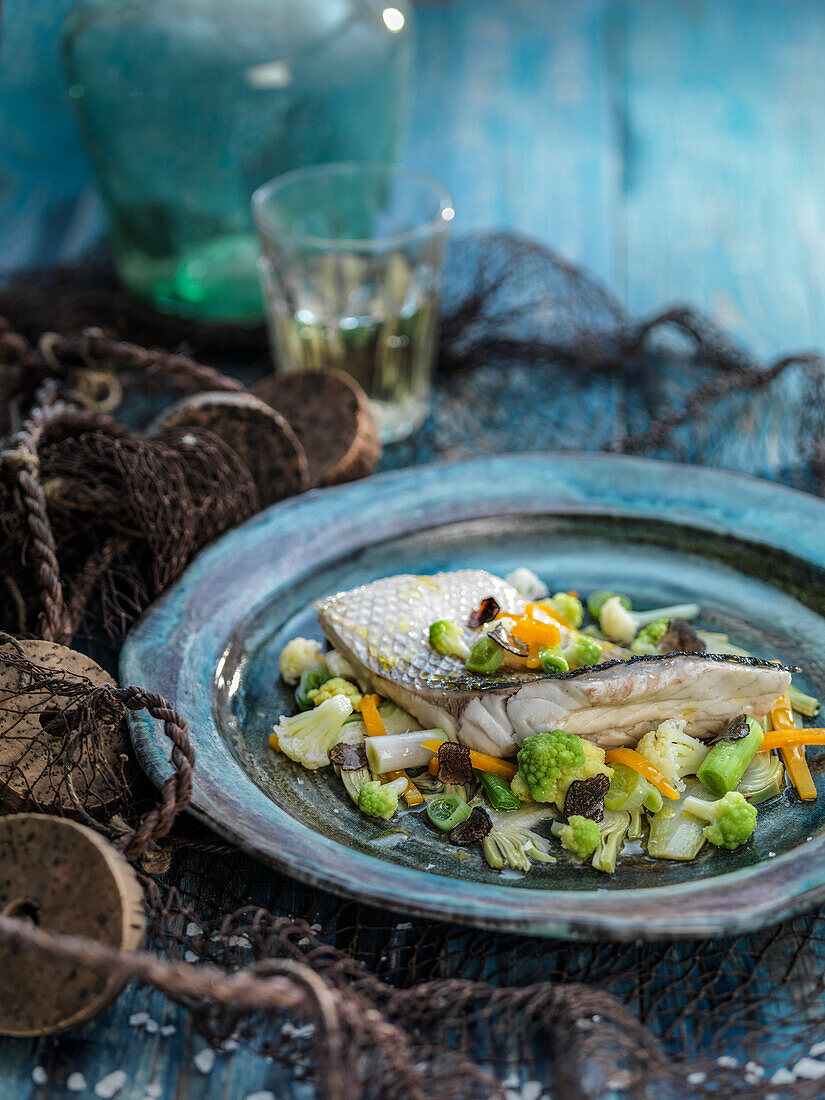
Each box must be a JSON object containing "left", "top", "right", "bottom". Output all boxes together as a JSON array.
[{"left": 251, "top": 162, "right": 454, "bottom": 252}]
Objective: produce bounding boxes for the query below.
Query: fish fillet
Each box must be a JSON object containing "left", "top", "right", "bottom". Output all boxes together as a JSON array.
[{"left": 315, "top": 570, "right": 792, "bottom": 756}]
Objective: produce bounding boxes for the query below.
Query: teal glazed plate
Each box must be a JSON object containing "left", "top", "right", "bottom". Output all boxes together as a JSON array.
[{"left": 121, "top": 454, "right": 825, "bottom": 940}]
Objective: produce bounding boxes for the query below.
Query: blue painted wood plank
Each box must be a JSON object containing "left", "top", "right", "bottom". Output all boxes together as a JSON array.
[{"left": 619, "top": 0, "right": 825, "bottom": 359}]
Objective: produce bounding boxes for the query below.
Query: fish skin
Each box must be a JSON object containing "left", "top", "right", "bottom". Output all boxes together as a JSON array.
[{"left": 315, "top": 570, "right": 793, "bottom": 756}]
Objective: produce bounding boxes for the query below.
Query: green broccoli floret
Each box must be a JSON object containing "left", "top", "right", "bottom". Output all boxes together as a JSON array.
[
  {"left": 358, "top": 777, "right": 408, "bottom": 820},
  {"left": 307, "top": 676, "right": 363, "bottom": 711},
  {"left": 559, "top": 815, "right": 600, "bottom": 860},
  {"left": 630, "top": 619, "right": 669, "bottom": 655},
  {"left": 428, "top": 620, "right": 471, "bottom": 659},
  {"left": 540, "top": 592, "right": 584, "bottom": 630},
  {"left": 273, "top": 695, "right": 353, "bottom": 770},
  {"left": 514, "top": 730, "right": 585, "bottom": 803},
  {"left": 561, "top": 635, "right": 603, "bottom": 668},
  {"left": 682, "top": 791, "right": 757, "bottom": 850}
]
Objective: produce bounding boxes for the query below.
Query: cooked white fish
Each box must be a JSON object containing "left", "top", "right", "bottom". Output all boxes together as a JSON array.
[{"left": 315, "top": 569, "right": 792, "bottom": 756}]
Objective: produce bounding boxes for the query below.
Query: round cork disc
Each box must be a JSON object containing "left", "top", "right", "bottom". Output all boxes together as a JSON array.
[
  {"left": 0, "top": 640, "right": 135, "bottom": 818},
  {"left": 253, "top": 370, "right": 380, "bottom": 488},
  {"left": 149, "top": 391, "right": 310, "bottom": 507},
  {"left": 0, "top": 814, "right": 145, "bottom": 1036}
]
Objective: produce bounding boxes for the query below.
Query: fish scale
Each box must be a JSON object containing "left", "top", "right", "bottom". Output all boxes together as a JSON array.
[{"left": 316, "top": 570, "right": 793, "bottom": 757}]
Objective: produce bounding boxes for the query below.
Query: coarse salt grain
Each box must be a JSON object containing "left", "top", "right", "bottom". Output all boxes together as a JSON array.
[
  {"left": 396, "top": 922, "right": 412, "bottom": 931},
  {"left": 144, "top": 1020, "right": 159, "bottom": 1034},
  {"left": 144, "top": 1084, "right": 162, "bottom": 1098},
  {"left": 245, "top": 1093, "right": 276, "bottom": 1100},
  {"left": 223, "top": 1039, "right": 238, "bottom": 1053},
  {"left": 772, "top": 1068, "right": 796, "bottom": 1084},
  {"left": 521, "top": 1081, "right": 542, "bottom": 1100},
  {"left": 194, "top": 1049, "right": 216, "bottom": 1074},
  {"left": 129, "top": 1012, "right": 149, "bottom": 1026},
  {"left": 717, "top": 1056, "right": 737, "bottom": 1067},
  {"left": 67, "top": 1073, "right": 88, "bottom": 1092},
  {"left": 32, "top": 1067, "right": 48, "bottom": 1085},
  {"left": 686, "top": 1072, "right": 706, "bottom": 1085},
  {"left": 184, "top": 950, "right": 198, "bottom": 963},
  {"left": 793, "top": 1058, "right": 825, "bottom": 1080},
  {"left": 811, "top": 1041, "right": 825, "bottom": 1057},
  {"left": 160, "top": 1025, "right": 176, "bottom": 1037},
  {"left": 95, "top": 1070, "right": 128, "bottom": 1098},
  {"left": 186, "top": 922, "right": 200, "bottom": 937}
]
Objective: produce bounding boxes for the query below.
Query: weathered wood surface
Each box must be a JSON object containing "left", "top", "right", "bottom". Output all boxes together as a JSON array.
[{"left": 2, "top": 1, "right": 825, "bottom": 1097}]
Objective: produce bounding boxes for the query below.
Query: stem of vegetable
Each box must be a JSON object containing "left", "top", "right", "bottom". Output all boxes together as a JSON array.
[
  {"left": 477, "top": 770, "right": 521, "bottom": 811},
  {"left": 696, "top": 718, "right": 763, "bottom": 798},
  {"left": 605, "top": 762, "right": 663, "bottom": 813},
  {"left": 361, "top": 693, "right": 423, "bottom": 805}
]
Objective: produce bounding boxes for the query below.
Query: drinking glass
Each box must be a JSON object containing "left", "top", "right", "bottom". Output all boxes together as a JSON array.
[{"left": 252, "top": 162, "right": 453, "bottom": 442}]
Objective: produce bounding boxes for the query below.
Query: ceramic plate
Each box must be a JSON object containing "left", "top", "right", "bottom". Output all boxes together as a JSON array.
[{"left": 121, "top": 454, "right": 825, "bottom": 940}]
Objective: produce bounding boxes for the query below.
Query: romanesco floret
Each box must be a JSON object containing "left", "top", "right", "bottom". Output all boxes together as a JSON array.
[
  {"left": 514, "top": 730, "right": 585, "bottom": 804},
  {"left": 272, "top": 695, "right": 353, "bottom": 769},
  {"left": 635, "top": 718, "right": 708, "bottom": 792},
  {"left": 559, "top": 815, "right": 600, "bottom": 860},
  {"left": 307, "top": 676, "right": 363, "bottom": 711},
  {"left": 278, "top": 637, "right": 324, "bottom": 685},
  {"left": 358, "top": 777, "right": 407, "bottom": 820},
  {"left": 682, "top": 791, "right": 757, "bottom": 850}
]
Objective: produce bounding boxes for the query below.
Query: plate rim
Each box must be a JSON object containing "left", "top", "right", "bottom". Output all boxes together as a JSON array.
[{"left": 121, "top": 452, "right": 825, "bottom": 940}]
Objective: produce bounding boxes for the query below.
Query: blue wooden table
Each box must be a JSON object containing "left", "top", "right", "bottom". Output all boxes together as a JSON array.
[{"left": 2, "top": 1, "right": 825, "bottom": 1097}]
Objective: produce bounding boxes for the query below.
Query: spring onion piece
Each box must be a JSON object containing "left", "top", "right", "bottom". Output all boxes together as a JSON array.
[
  {"left": 478, "top": 771, "right": 521, "bottom": 812},
  {"left": 737, "top": 752, "right": 786, "bottom": 804},
  {"left": 538, "top": 647, "right": 569, "bottom": 673},
  {"left": 603, "top": 748, "right": 679, "bottom": 800},
  {"left": 295, "top": 664, "right": 333, "bottom": 711},
  {"left": 426, "top": 794, "right": 472, "bottom": 833},
  {"left": 466, "top": 637, "right": 505, "bottom": 674},
  {"left": 421, "top": 737, "right": 517, "bottom": 780},
  {"left": 696, "top": 717, "right": 763, "bottom": 798},
  {"left": 364, "top": 729, "right": 450, "bottom": 774},
  {"left": 604, "top": 762, "right": 663, "bottom": 814},
  {"left": 789, "top": 685, "right": 821, "bottom": 719},
  {"left": 647, "top": 780, "right": 707, "bottom": 860}
]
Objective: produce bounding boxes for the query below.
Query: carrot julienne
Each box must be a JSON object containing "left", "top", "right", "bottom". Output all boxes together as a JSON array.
[
  {"left": 420, "top": 738, "right": 518, "bottom": 780},
  {"left": 604, "top": 748, "right": 680, "bottom": 800},
  {"left": 761, "top": 729, "right": 825, "bottom": 750},
  {"left": 770, "top": 691, "right": 817, "bottom": 801}
]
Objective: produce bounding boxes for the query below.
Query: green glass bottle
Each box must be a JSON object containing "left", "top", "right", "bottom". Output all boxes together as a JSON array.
[{"left": 62, "top": 0, "right": 414, "bottom": 321}]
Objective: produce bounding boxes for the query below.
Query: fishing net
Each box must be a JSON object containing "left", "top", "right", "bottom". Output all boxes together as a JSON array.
[{"left": 2, "top": 231, "right": 825, "bottom": 1098}]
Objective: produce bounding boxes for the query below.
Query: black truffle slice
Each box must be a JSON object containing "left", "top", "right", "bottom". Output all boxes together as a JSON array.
[
  {"left": 659, "top": 618, "right": 706, "bottom": 654},
  {"left": 449, "top": 807, "right": 492, "bottom": 846},
  {"left": 468, "top": 597, "right": 501, "bottom": 629},
  {"left": 563, "top": 773, "right": 610, "bottom": 822},
  {"left": 488, "top": 623, "right": 529, "bottom": 657},
  {"left": 707, "top": 713, "right": 750, "bottom": 747},
  {"left": 329, "top": 742, "right": 368, "bottom": 771},
  {"left": 436, "top": 742, "right": 474, "bottom": 786}
]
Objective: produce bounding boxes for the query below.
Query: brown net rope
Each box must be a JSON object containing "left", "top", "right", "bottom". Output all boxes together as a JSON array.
[{"left": 2, "top": 232, "right": 825, "bottom": 1098}]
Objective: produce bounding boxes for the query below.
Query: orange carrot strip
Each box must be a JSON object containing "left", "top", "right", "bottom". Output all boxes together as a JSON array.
[
  {"left": 268, "top": 732, "right": 280, "bottom": 752},
  {"left": 604, "top": 748, "right": 680, "bottom": 800},
  {"left": 420, "top": 737, "right": 518, "bottom": 780},
  {"left": 761, "top": 729, "right": 825, "bottom": 750},
  {"left": 511, "top": 617, "right": 561, "bottom": 649},
  {"left": 771, "top": 691, "right": 817, "bottom": 801},
  {"left": 428, "top": 756, "right": 439, "bottom": 776},
  {"left": 361, "top": 694, "right": 386, "bottom": 738}
]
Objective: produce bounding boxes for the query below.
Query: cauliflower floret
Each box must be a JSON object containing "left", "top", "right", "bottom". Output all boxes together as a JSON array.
[
  {"left": 505, "top": 567, "right": 549, "bottom": 601},
  {"left": 682, "top": 791, "right": 757, "bottom": 850},
  {"left": 278, "top": 637, "right": 324, "bottom": 685},
  {"left": 272, "top": 695, "right": 352, "bottom": 769},
  {"left": 635, "top": 718, "right": 708, "bottom": 793},
  {"left": 599, "top": 596, "right": 637, "bottom": 645},
  {"left": 308, "top": 676, "right": 363, "bottom": 711}
]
